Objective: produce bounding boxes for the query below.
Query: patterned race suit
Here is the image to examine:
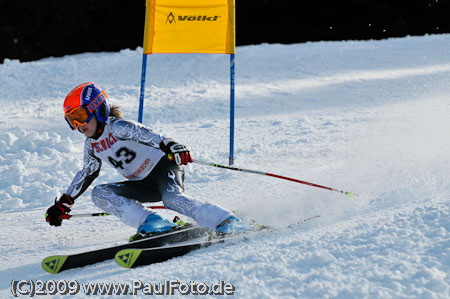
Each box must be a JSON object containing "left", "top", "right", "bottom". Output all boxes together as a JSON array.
[{"left": 65, "top": 117, "right": 231, "bottom": 229}]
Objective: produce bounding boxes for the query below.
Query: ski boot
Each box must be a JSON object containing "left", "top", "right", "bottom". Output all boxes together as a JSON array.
[
  {"left": 130, "top": 213, "right": 177, "bottom": 242},
  {"left": 215, "top": 215, "right": 249, "bottom": 235}
]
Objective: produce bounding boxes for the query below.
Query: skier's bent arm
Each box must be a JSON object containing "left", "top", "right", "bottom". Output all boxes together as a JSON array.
[
  {"left": 66, "top": 139, "right": 102, "bottom": 199},
  {"left": 46, "top": 140, "right": 101, "bottom": 226}
]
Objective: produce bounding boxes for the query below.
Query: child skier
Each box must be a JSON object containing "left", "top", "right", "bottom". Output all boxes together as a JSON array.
[{"left": 45, "top": 82, "right": 246, "bottom": 238}]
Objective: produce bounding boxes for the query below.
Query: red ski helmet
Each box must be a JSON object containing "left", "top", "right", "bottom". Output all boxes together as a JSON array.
[{"left": 63, "top": 82, "right": 110, "bottom": 130}]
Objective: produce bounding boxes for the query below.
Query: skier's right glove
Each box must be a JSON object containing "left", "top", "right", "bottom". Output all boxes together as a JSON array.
[{"left": 45, "top": 194, "right": 74, "bottom": 226}]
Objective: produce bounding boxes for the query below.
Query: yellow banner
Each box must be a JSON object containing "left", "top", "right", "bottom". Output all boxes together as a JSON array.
[{"left": 143, "top": 0, "right": 235, "bottom": 54}]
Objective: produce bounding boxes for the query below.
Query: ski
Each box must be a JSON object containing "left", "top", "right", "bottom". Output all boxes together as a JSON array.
[
  {"left": 115, "top": 235, "right": 244, "bottom": 269},
  {"left": 115, "top": 215, "right": 321, "bottom": 269},
  {"left": 41, "top": 224, "right": 210, "bottom": 274}
]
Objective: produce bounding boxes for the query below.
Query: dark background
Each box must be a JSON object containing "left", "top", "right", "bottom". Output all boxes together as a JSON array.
[{"left": 1, "top": 0, "right": 449, "bottom": 62}]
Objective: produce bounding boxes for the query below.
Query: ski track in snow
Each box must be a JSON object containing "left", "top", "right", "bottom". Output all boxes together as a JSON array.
[{"left": 1, "top": 34, "right": 450, "bottom": 298}]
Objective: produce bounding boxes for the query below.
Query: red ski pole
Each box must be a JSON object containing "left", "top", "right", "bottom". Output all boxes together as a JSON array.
[{"left": 195, "top": 160, "right": 356, "bottom": 198}]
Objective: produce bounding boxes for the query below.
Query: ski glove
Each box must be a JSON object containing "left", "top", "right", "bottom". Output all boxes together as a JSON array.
[
  {"left": 159, "top": 138, "right": 194, "bottom": 166},
  {"left": 45, "top": 194, "right": 74, "bottom": 226}
]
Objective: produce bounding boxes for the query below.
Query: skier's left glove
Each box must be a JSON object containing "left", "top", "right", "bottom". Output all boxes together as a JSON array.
[
  {"left": 160, "top": 138, "right": 194, "bottom": 165},
  {"left": 45, "top": 194, "right": 74, "bottom": 226}
]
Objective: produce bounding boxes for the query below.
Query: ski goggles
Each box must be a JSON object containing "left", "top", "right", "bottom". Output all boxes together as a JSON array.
[{"left": 64, "top": 106, "right": 94, "bottom": 130}]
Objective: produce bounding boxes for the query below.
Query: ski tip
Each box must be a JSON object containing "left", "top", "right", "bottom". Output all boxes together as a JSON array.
[
  {"left": 42, "top": 255, "right": 68, "bottom": 274},
  {"left": 115, "top": 249, "right": 142, "bottom": 268}
]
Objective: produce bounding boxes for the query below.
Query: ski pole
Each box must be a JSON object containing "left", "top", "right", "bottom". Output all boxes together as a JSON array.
[
  {"left": 60, "top": 212, "right": 110, "bottom": 219},
  {"left": 194, "top": 160, "right": 357, "bottom": 198},
  {"left": 60, "top": 205, "right": 167, "bottom": 220}
]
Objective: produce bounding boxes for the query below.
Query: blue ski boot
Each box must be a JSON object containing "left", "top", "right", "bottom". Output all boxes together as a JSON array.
[
  {"left": 215, "top": 215, "right": 249, "bottom": 235},
  {"left": 130, "top": 213, "right": 177, "bottom": 241}
]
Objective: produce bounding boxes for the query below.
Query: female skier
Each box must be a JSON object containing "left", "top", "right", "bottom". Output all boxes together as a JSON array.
[{"left": 45, "top": 82, "right": 246, "bottom": 238}]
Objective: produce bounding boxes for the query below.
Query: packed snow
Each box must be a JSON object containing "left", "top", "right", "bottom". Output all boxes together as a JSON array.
[{"left": 1, "top": 34, "right": 450, "bottom": 298}]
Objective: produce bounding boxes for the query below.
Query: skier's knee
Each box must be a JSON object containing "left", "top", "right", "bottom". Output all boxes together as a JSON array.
[
  {"left": 91, "top": 184, "right": 110, "bottom": 208},
  {"left": 161, "top": 196, "right": 175, "bottom": 211},
  {"left": 161, "top": 193, "right": 183, "bottom": 212}
]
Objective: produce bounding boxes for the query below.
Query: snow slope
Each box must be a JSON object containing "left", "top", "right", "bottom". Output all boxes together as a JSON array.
[{"left": 1, "top": 34, "right": 450, "bottom": 298}]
